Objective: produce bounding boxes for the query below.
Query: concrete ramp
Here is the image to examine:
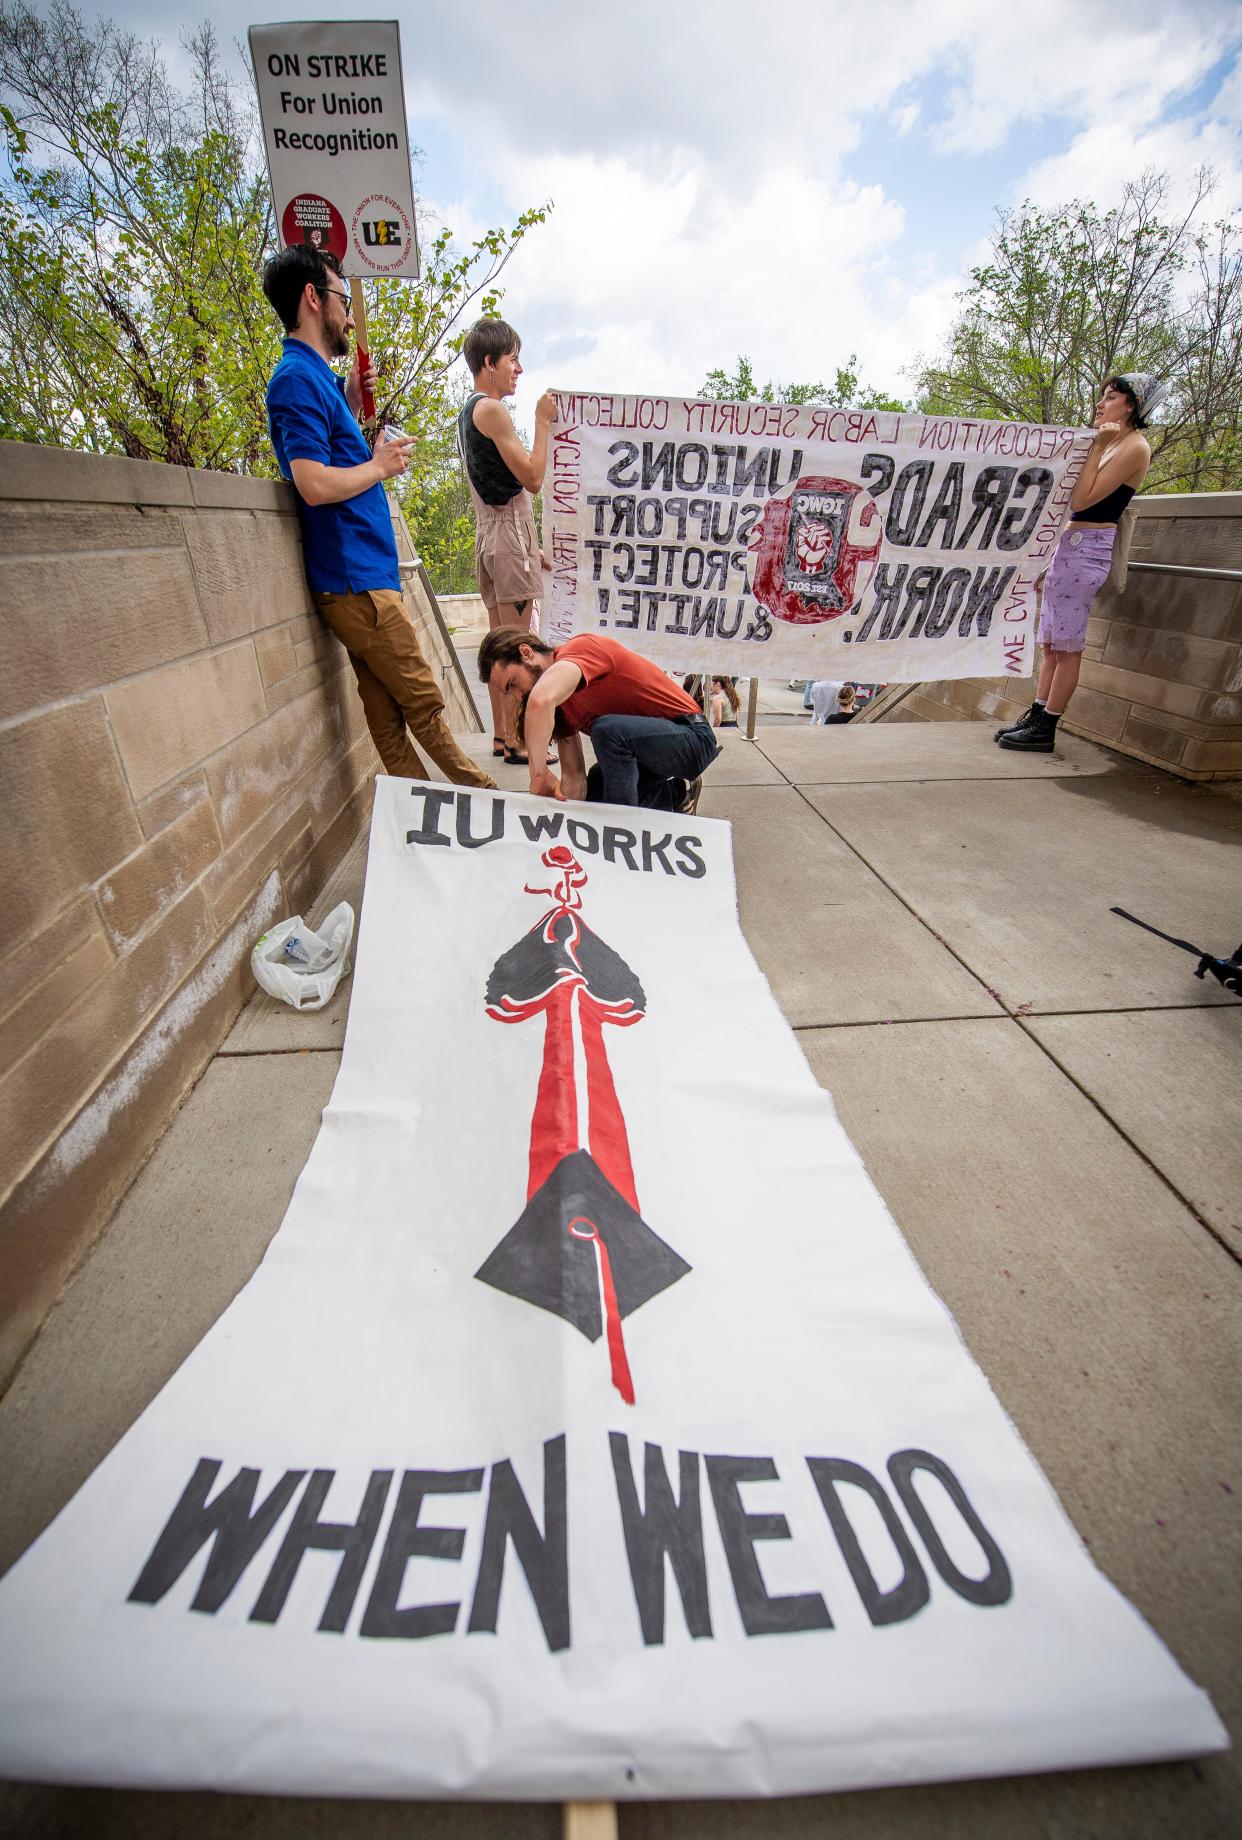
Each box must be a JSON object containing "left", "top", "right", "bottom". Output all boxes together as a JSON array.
[{"left": 2, "top": 720, "right": 1239, "bottom": 1837}]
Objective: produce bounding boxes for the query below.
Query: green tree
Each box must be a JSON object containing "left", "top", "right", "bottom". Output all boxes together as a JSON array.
[
  {"left": 357, "top": 205, "right": 548, "bottom": 447},
  {"left": 396, "top": 370, "right": 478, "bottom": 596},
  {"left": 0, "top": 1, "right": 547, "bottom": 481},
  {"left": 395, "top": 394, "right": 546, "bottom": 599},
  {"left": 915, "top": 170, "right": 1242, "bottom": 492},
  {"left": 1170, "top": 219, "right": 1242, "bottom": 492},
  {"left": 698, "top": 353, "right": 905, "bottom": 411},
  {"left": 0, "top": 9, "right": 274, "bottom": 466}
]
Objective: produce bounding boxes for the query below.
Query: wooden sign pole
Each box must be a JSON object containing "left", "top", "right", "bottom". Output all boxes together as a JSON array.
[
  {"left": 745, "top": 674, "right": 759, "bottom": 740},
  {"left": 564, "top": 1801, "right": 618, "bottom": 1839}
]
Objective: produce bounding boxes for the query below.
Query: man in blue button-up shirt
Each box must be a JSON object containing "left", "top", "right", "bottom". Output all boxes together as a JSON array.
[{"left": 262, "top": 245, "right": 495, "bottom": 790}]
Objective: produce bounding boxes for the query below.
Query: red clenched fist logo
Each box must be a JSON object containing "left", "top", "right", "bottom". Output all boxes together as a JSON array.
[
  {"left": 748, "top": 474, "right": 882, "bottom": 625},
  {"left": 795, "top": 522, "right": 832, "bottom": 573}
]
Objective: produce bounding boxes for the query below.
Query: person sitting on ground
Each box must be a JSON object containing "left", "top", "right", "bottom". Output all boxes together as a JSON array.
[
  {"left": 480, "top": 629, "right": 722, "bottom": 811},
  {"left": 821, "top": 685, "right": 859, "bottom": 725},
  {"left": 996, "top": 374, "right": 1164, "bottom": 755},
  {"left": 682, "top": 674, "right": 741, "bottom": 728},
  {"left": 809, "top": 678, "right": 846, "bottom": 724},
  {"left": 458, "top": 317, "right": 557, "bottom": 766},
  {"left": 714, "top": 676, "right": 741, "bottom": 726}
]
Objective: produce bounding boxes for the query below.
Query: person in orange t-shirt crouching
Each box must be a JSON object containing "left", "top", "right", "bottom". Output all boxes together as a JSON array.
[{"left": 478, "top": 629, "right": 722, "bottom": 812}]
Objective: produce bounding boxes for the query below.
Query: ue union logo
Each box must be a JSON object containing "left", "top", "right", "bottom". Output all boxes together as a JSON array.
[{"left": 351, "top": 192, "right": 413, "bottom": 272}]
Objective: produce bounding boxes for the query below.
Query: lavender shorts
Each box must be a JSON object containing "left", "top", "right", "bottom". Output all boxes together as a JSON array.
[{"left": 1038, "top": 525, "right": 1115, "bottom": 652}]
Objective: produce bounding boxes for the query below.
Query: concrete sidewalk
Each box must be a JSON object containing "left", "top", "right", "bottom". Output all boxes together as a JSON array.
[{"left": 2, "top": 718, "right": 1239, "bottom": 1838}]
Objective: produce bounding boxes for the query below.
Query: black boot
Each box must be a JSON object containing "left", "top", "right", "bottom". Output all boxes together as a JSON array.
[
  {"left": 994, "top": 700, "right": 1042, "bottom": 742},
  {"left": 997, "top": 708, "right": 1059, "bottom": 753}
]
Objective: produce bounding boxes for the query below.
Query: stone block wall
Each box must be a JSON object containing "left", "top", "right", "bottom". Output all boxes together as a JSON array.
[
  {"left": 892, "top": 493, "right": 1242, "bottom": 778},
  {"left": 1074, "top": 493, "right": 1242, "bottom": 776},
  {"left": 886, "top": 677, "right": 1029, "bottom": 728},
  {"left": 437, "top": 591, "right": 489, "bottom": 635},
  {"left": 0, "top": 440, "right": 477, "bottom": 1386}
]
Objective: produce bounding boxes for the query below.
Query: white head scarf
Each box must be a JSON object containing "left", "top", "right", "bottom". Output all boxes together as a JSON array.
[{"left": 1115, "top": 373, "right": 1168, "bottom": 420}]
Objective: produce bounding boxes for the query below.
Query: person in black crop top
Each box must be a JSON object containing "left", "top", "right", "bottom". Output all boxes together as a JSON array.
[
  {"left": 998, "top": 374, "right": 1163, "bottom": 754},
  {"left": 1065, "top": 374, "right": 1155, "bottom": 527},
  {"left": 460, "top": 318, "right": 558, "bottom": 765}
]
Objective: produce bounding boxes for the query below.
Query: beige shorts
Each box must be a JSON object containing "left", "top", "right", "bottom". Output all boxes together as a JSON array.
[{"left": 475, "top": 493, "right": 541, "bottom": 611}]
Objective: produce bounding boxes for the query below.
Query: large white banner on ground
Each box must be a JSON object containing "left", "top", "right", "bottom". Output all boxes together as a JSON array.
[
  {"left": 0, "top": 780, "right": 1225, "bottom": 1799},
  {"left": 543, "top": 395, "right": 1095, "bottom": 683},
  {"left": 250, "top": 20, "right": 419, "bottom": 280}
]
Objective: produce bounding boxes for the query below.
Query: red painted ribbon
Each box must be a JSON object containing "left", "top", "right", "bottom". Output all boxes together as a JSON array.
[{"left": 569, "top": 1216, "right": 634, "bottom": 1405}]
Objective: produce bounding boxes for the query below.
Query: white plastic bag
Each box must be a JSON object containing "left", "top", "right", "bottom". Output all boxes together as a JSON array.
[{"left": 250, "top": 903, "right": 355, "bottom": 1011}]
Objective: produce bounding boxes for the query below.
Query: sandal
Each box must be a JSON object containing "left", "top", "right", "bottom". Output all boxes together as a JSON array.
[
  {"left": 502, "top": 745, "right": 559, "bottom": 767},
  {"left": 492, "top": 736, "right": 506, "bottom": 758}
]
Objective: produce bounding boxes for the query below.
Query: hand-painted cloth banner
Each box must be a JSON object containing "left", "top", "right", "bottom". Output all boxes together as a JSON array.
[
  {"left": 0, "top": 781, "right": 1224, "bottom": 1799},
  {"left": 543, "top": 394, "right": 1096, "bottom": 682}
]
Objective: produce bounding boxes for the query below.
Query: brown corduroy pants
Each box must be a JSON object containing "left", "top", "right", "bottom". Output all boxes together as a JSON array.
[{"left": 313, "top": 588, "right": 495, "bottom": 789}]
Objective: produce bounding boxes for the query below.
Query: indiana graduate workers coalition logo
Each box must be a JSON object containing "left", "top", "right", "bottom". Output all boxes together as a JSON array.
[
  {"left": 748, "top": 473, "right": 883, "bottom": 626},
  {"left": 477, "top": 846, "right": 691, "bottom": 1402},
  {"left": 281, "top": 192, "right": 348, "bottom": 262}
]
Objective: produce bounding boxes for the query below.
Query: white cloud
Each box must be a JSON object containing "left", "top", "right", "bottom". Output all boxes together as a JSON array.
[
  {"left": 401, "top": 1, "right": 1240, "bottom": 408},
  {"left": 468, "top": 150, "right": 939, "bottom": 408},
  {"left": 54, "top": 0, "right": 1242, "bottom": 408},
  {"left": 398, "top": 0, "right": 1242, "bottom": 175},
  {"left": 403, "top": 0, "right": 946, "bottom": 174},
  {"left": 1013, "top": 78, "right": 1242, "bottom": 217},
  {"left": 926, "top": 0, "right": 1238, "bottom": 153}
]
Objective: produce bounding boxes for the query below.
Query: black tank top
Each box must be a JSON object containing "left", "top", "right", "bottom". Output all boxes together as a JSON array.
[
  {"left": 457, "top": 392, "right": 523, "bottom": 506},
  {"left": 1070, "top": 483, "right": 1135, "bottom": 524}
]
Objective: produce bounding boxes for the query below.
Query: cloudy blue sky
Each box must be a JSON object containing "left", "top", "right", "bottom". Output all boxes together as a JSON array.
[{"left": 69, "top": 0, "right": 1242, "bottom": 409}]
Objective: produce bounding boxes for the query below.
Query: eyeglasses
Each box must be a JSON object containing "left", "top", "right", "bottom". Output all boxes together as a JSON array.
[{"left": 317, "top": 285, "right": 353, "bottom": 313}]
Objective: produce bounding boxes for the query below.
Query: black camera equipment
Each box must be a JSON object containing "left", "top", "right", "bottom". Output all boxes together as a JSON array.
[{"left": 1111, "top": 907, "right": 1242, "bottom": 996}]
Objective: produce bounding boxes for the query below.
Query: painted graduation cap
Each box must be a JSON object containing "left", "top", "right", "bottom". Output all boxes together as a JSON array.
[{"left": 475, "top": 1147, "right": 690, "bottom": 1342}]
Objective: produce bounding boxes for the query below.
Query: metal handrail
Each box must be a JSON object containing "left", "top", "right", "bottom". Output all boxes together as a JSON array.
[
  {"left": 396, "top": 554, "right": 485, "bottom": 730},
  {"left": 1126, "top": 561, "right": 1242, "bottom": 582},
  {"left": 853, "top": 682, "right": 921, "bottom": 723}
]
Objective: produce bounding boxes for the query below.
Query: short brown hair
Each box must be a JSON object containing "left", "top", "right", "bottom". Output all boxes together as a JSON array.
[
  {"left": 463, "top": 318, "right": 521, "bottom": 377},
  {"left": 262, "top": 245, "right": 343, "bottom": 333},
  {"left": 477, "top": 625, "right": 553, "bottom": 682}
]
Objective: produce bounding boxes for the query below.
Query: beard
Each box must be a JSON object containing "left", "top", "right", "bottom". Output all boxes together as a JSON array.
[{"left": 330, "top": 322, "right": 352, "bottom": 360}]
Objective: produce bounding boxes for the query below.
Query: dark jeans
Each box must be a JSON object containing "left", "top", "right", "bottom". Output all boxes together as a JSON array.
[{"left": 585, "top": 714, "right": 721, "bottom": 810}]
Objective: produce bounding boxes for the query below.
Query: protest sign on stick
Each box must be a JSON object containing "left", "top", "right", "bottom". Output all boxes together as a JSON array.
[
  {"left": 250, "top": 20, "right": 419, "bottom": 280},
  {"left": 250, "top": 19, "right": 420, "bottom": 423},
  {"left": 542, "top": 394, "right": 1096, "bottom": 684}
]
